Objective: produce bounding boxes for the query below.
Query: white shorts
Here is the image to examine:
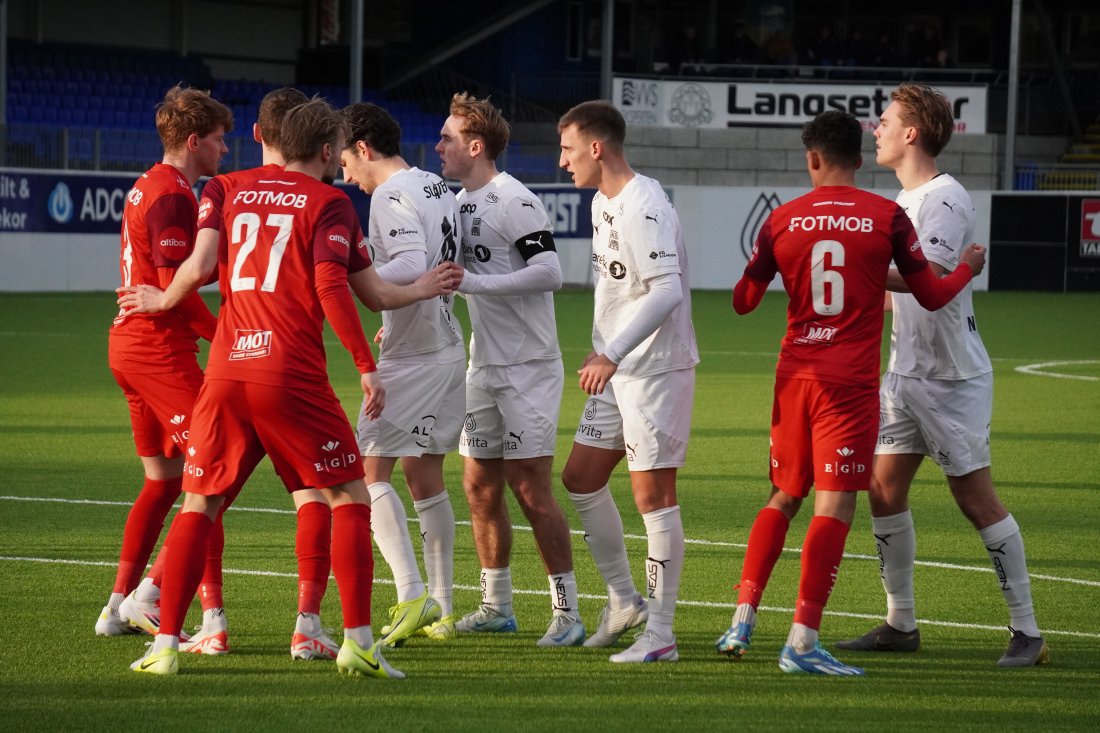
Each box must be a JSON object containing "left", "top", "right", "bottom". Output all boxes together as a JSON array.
[
  {"left": 460, "top": 359, "right": 564, "bottom": 460},
  {"left": 876, "top": 370, "right": 993, "bottom": 476},
  {"left": 573, "top": 367, "right": 695, "bottom": 471},
  {"left": 357, "top": 358, "right": 465, "bottom": 457}
]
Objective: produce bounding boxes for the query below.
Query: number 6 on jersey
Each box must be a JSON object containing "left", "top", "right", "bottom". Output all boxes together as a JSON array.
[{"left": 810, "top": 239, "right": 845, "bottom": 316}]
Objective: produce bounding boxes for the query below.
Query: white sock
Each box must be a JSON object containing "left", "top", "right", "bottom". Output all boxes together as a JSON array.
[
  {"left": 151, "top": 633, "right": 180, "bottom": 654},
  {"left": 202, "top": 607, "right": 225, "bottom": 628},
  {"left": 872, "top": 511, "right": 918, "bottom": 633},
  {"left": 569, "top": 486, "right": 636, "bottom": 609},
  {"left": 480, "top": 567, "right": 513, "bottom": 615},
  {"left": 413, "top": 491, "right": 455, "bottom": 616},
  {"left": 979, "top": 514, "right": 1040, "bottom": 637},
  {"left": 548, "top": 571, "right": 580, "bottom": 616},
  {"left": 367, "top": 481, "right": 425, "bottom": 602},
  {"left": 295, "top": 612, "right": 321, "bottom": 635},
  {"left": 345, "top": 624, "right": 374, "bottom": 649},
  {"left": 732, "top": 603, "right": 756, "bottom": 629},
  {"left": 134, "top": 577, "right": 159, "bottom": 603},
  {"left": 107, "top": 591, "right": 125, "bottom": 612},
  {"left": 786, "top": 622, "right": 817, "bottom": 653},
  {"left": 642, "top": 505, "right": 684, "bottom": 639}
]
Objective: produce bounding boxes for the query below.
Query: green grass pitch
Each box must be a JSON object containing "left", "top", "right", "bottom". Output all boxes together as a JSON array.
[{"left": 0, "top": 289, "right": 1098, "bottom": 731}]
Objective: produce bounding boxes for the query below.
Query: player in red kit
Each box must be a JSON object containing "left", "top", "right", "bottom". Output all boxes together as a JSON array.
[
  {"left": 118, "top": 99, "right": 411, "bottom": 678},
  {"left": 714, "top": 110, "right": 986, "bottom": 675},
  {"left": 123, "top": 88, "right": 351, "bottom": 659},
  {"left": 95, "top": 86, "right": 234, "bottom": 639}
]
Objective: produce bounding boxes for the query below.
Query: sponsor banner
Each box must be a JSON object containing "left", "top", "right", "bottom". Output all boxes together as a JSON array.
[
  {"left": 0, "top": 170, "right": 599, "bottom": 242},
  {"left": 614, "top": 77, "right": 988, "bottom": 133},
  {"left": 1079, "top": 199, "right": 1100, "bottom": 258},
  {"left": 0, "top": 169, "right": 140, "bottom": 233}
]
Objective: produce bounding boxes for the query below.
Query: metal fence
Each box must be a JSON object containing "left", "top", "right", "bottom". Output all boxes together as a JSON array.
[
  {"left": 0, "top": 123, "right": 568, "bottom": 182},
  {"left": 1014, "top": 162, "right": 1100, "bottom": 191}
]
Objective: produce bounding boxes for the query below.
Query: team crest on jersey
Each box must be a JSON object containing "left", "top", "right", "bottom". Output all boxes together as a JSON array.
[
  {"left": 485, "top": 193, "right": 500, "bottom": 204},
  {"left": 229, "top": 328, "right": 272, "bottom": 360}
]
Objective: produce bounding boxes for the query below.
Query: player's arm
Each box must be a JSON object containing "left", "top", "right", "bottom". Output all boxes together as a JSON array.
[
  {"left": 579, "top": 272, "right": 682, "bottom": 395},
  {"left": 348, "top": 262, "right": 455, "bottom": 312},
  {"left": 455, "top": 229, "right": 563, "bottom": 295},
  {"left": 315, "top": 200, "right": 384, "bottom": 418},
  {"left": 116, "top": 195, "right": 219, "bottom": 323},
  {"left": 886, "top": 192, "right": 970, "bottom": 292},
  {"left": 316, "top": 260, "right": 384, "bottom": 419},
  {"left": 889, "top": 208, "right": 985, "bottom": 310},
  {"left": 732, "top": 214, "right": 778, "bottom": 314}
]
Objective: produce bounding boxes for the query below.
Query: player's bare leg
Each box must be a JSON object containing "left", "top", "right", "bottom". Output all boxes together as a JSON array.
[
  {"left": 837, "top": 453, "right": 924, "bottom": 651},
  {"left": 563, "top": 443, "right": 647, "bottom": 648},
  {"left": 506, "top": 455, "right": 583, "bottom": 645},
  {"left": 947, "top": 467, "right": 1048, "bottom": 665}
]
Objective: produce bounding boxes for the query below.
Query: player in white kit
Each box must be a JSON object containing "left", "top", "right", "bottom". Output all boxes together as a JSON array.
[
  {"left": 434, "top": 92, "right": 586, "bottom": 646},
  {"left": 557, "top": 101, "right": 699, "bottom": 663},
  {"left": 836, "top": 84, "right": 1049, "bottom": 667},
  {"left": 339, "top": 103, "right": 465, "bottom": 645}
]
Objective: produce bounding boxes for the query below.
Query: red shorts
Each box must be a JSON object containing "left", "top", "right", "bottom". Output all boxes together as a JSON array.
[
  {"left": 182, "top": 379, "right": 363, "bottom": 498},
  {"left": 768, "top": 376, "right": 878, "bottom": 497},
  {"left": 112, "top": 365, "right": 204, "bottom": 458}
]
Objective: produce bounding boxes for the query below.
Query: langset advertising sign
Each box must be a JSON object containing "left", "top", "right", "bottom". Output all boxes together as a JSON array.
[{"left": 614, "top": 77, "right": 987, "bottom": 133}]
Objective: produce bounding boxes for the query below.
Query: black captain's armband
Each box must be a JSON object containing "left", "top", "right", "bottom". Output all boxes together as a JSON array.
[{"left": 513, "top": 230, "right": 556, "bottom": 260}]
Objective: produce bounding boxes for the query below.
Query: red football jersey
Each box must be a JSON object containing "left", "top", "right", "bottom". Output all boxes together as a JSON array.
[
  {"left": 745, "top": 185, "right": 929, "bottom": 387},
  {"left": 204, "top": 170, "right": 369, "bottom": 387},
  {"left": 109, "top": 163, "right": 202, "bottom": 373}
]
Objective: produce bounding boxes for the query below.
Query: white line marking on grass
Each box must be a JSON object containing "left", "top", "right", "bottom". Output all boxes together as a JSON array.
[
  {"left": 5, "top": 494, "right": 1100, "bottom": 588},
  {"left": 2, "top": 554, "right": 1096, "bottom": 640},
  {"left": 1014, "top": 360, "right": 1100, "bottom": 382}
]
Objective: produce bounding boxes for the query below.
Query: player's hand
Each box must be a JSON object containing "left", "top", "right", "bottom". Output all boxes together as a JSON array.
[
  {"left": 961, "top": 243, "right": 987, "bottom": 276},
  {"left": 361, "top": 371, "right": 385, "bottom": 421},
  {"left": 116, "top": 284, "right": 170, "bottom": 314},
  {"left": 578, "top": 353, "right": 617, "bottom": 395},
  {"left": 580, "top": 351, "right": 598, "bottom": 368},
  {"left": 440, "top": 260, "right": 465, "bottom": 291},
  {"left": 415, "top": 262, "right": 458, "bottom": 299},
  {"left": 372, "top": 326, "right": 384, "bottom": 344}
]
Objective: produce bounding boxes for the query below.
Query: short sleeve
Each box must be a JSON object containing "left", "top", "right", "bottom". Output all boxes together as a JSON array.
[
  {"left": 147, "top": 193, "right": 198, "bottom": 267},
  {"left": 914, "top": 189, "right": 970, "bottom": 270},
  {"left": 373, "top": 191, "right": 427, "bottom": 255},
  {"left": 313, "top": 196, "right": 360, "bottom": 268},
  {"left": 889, "top": 205, "right": 931, "bottom": 276},
  {"left": 629, "top": 206, "right": 682, "bottom": 281},
  {"left": 197, "top": 176, "right": 225, "bottom": 232}
]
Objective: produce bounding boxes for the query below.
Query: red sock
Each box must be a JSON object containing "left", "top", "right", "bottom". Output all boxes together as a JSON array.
[
  {"left": 331, "top": 503, "right": 373, "bottom": 628},
  {"left": 736, "top": 506, "right": 790, "bottom": 608},
  {"left": 296, "top": 501, "right": 332, "bottom": 615},
  {"left": 147, "top": 538, "right": 167, "bottom": 588},
  {"left": 793, "top": 515, "right": 851, "bottom": 631},
  {"left": 159, "top": 511, "right": 214, "bottom": 636},
  {"left": 199, "top": 511, "right": 225, "bottom": 611},
  {"left": 112, "top": 477, "right": 182, "bottom": 594}
]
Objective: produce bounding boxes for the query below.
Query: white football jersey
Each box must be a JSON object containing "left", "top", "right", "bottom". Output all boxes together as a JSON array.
[
  {"left": 887, "top": 173, "right": 992, "bottom": 379},
  {"left": 590, "top": 174, "right": 699, "bottom": 380},
  {"left": 457, "top": 172, "right": 561, "bottom": 367},
  {"left": 368, "top": 167, "right": 464, "bottom": 362}
]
